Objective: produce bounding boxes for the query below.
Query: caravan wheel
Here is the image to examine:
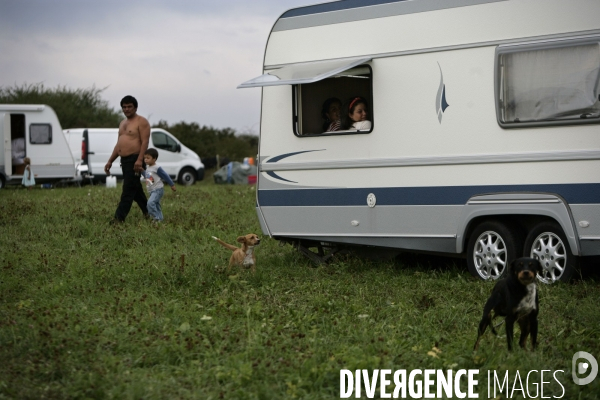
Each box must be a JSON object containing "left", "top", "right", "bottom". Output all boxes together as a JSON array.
[
  {"left": 0, "top": 175, "right": 4, "bottom": 189},
  {"left": 467, "top": 221, "right": 523, "bottom": 281},
  {"left": 524, "top": 222, "right": 576, "bottom": 284}
]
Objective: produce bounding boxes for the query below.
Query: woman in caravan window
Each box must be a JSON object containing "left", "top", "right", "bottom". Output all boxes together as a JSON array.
[
  {"left": 343, "top": 96, "right": 372, "bottom": 131},
  {"left": 321, "top": 97, "right": 342, "bottom": 132}
]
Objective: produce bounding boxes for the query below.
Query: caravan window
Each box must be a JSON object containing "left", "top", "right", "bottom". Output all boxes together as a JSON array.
[
  {"left": 496, "top": 40, "right": 600, "bottom": 127},
  {"left": 29, "top": 124, "right": 52, "bottom": 144},
  {"left": 294, "top": 65, "right": 373, "bottom": 136}
]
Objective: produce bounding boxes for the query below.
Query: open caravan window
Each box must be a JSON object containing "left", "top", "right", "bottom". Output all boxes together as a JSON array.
[
  {"left": 238, "top": 58, "right": 373, "bottom": 136},
  {"left": 496, "top": 39, "right": 600, "bottom": 128}
]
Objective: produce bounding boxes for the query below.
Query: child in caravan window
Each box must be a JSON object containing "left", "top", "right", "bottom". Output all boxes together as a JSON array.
[
  {"left": 343, "top": 96, "right": 372, "bottom": 131},
  {"left": 321, "top": 97, "right": 342, "bottom": 132},
  {"left": 21, "top": 157, "right": 36, "bottom": 190}
]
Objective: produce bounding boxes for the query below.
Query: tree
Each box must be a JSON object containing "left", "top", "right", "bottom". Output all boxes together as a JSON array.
[{"left": 0, "top": 83, "right": 122, "bottom": 128}]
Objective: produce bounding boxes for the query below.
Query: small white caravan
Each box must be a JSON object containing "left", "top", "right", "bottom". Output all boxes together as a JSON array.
[
  {"left": 63, "top": 128, "right": 205, "bottom": 185},
  {"left": 0, "top": 104, "right": 76, "bottom": 188},
  {"left": 239, "top": 0, "right": 600, "bottom": 283}
]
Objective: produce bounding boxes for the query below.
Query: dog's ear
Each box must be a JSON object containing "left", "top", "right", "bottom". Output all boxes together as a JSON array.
[{"left": 236, "top": 236, "right": 246, "bottom": 244}]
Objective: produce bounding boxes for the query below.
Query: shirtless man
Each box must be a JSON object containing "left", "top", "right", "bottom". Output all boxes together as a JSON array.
[{"left": 105, "top": 95, "right": 150, "bottom": 222}]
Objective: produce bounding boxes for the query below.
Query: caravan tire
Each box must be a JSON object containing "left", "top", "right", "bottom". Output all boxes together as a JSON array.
[
  {"left": 0, "top": 175, "right": 5, "bottom": 189},
  {"left": 467, "top": 221, "right": 523, "bottom": 281},
  {"left": 178, "top": 168, "right": 196, "bottom": 186},
  {"left": 524, "top": 222, "right": 576, "bottom": 284}
]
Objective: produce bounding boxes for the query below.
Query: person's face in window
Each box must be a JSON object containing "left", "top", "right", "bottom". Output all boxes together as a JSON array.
[
  {"left": 327, "top": 102, "right": 341, "bottom": 122},
  {"left": 349, "top": 103, "right": 367, "bottom": 122}
]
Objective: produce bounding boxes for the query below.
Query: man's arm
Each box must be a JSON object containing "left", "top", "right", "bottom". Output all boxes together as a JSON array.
[
  {"left": 105, "top": 145, "right": 121, "bottom": 174},
  {"left": 135, "top": 117, "right": 151, "bottom": 173},
  {"left": 104, "top": 128, "right": 122, "bottom": 174},
  {"left": 105, "top": 147, "right": 119, "bottom": 172}
]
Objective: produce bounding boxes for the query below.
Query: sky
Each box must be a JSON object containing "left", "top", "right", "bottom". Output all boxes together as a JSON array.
[{"left": 0, "top": 0, "right": 321, "bottom": 133}]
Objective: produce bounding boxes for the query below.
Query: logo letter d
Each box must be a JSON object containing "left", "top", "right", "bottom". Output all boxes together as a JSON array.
[
  {"left": 572, "top": 351, "right": 598, "bottom": 385},
  {"left": 341, "top": 370, "right": 354, "bottom": 398}
]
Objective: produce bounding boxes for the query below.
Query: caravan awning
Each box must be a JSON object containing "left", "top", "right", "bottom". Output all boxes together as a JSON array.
[{"left": 237, "top": 57, "right": 372, "bottom": 89}]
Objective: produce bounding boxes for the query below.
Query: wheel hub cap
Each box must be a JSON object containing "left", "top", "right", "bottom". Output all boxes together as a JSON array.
[
  {"left": 474, "top": 231, "right": 506, "bottom": 280},
  {"left": 531, "top": 232, "right": 565, "bottom": 284}
]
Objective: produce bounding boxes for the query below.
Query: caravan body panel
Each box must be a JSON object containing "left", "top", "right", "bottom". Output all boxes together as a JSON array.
[
  {"left": 265, "top": 0, "right": 599, "bottom": 66},
  {"left": 0, "top": 105, "right": 75, "bottom": 184},
  {"left": 248, "top": 0, "right": 600, "bottom": 260}
]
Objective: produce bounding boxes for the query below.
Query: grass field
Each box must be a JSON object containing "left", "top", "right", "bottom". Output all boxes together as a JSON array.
[{"left": 1, "top": 179, "right": 599, "bottom": 399}]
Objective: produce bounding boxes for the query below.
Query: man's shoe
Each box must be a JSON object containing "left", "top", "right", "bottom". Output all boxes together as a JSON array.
[{"left": 109, "top": 218, "right": 124, "bottom": 225}]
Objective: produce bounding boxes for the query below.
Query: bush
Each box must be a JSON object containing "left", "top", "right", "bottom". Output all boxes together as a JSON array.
[{"left": 153, "top": 120, "right": 258, "bottom": 166}]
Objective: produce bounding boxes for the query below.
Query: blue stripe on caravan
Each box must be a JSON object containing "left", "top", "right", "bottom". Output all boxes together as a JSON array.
[
  {"left": 258, "top": 183, "right": 600, "bottom": 206},
  {"left": 280, "top": 0, "right": 408, "bottom": 19},
  {"left": 267, "top": 150, "right": 323, "bottom": 163},
  {"left": 266, "top": 171, "right": 297, "bottom": 183}
]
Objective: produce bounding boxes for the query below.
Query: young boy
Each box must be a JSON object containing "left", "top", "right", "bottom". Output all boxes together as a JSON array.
[{"left": 142, "top": 148, "right": 176, "bottom": 223}]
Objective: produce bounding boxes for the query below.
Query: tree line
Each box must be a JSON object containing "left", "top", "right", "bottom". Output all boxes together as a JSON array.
[
  {"left": 152, "top": 120, "right": 258, "bottom": 168},
  {"left": 0, "top": 83, "right": 258, "bottom": 168}
]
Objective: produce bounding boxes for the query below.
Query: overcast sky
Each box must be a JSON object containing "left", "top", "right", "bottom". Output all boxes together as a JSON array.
[{"left": 0, "top": 0, "right": 320, "bottom": 133}]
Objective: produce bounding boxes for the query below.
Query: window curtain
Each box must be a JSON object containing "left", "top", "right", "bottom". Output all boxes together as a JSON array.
[{"left": 503, "top": 43, "right": 600, "bottom": 122}]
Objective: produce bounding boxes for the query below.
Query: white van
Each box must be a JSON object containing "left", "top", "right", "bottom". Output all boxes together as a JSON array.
[
  {"left": 239, "top": 0, "right": 600, "bottom": 283},
  {"left": 63, "top": 128, "right": 205, "bottom": 185},
  {"left": 0, "top": 104, "right": 76, "bottom": 188}
]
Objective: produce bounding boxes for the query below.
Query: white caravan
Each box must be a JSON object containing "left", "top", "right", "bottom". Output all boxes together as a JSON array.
[
  {"left": 239, "top": 0, "right": 600, "bottom": 283},
  {"left": 63, "top": 128, "right": 205, "bottom": 185},
  {"left": 0, "top": 104, "right": 76, "bottom": 188}
]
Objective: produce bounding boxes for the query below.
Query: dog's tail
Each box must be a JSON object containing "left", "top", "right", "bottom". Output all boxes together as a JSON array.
[{"left": 211, "top": 236, "right": 238, "bottom": 251}]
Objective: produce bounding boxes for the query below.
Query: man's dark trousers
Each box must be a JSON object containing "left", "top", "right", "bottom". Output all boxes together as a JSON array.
[{"left": 114, "top": 154, "right": 148, "bottom": 221}]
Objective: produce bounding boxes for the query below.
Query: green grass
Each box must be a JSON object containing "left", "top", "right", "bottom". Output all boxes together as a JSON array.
[{"left": 1, "top": 180, "right": 599, "bottom": 399}]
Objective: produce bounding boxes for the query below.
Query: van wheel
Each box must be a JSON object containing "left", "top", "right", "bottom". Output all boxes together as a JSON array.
[
  {"left": 524, "top": 222, "right": 576, "bottom": 284},
  {"left": 178, "top": 168, "right": 196, "bottom": 186},
  {"left": 0, "top": 175, "right": 5, "bottom": 189},
  {"left": 467, "top": 221, "right": 523, "bottom": 281}
]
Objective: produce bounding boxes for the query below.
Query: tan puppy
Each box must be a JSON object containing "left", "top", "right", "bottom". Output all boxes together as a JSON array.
[{"left": 212, "top": 234, "right": 261, "bottom": 272}]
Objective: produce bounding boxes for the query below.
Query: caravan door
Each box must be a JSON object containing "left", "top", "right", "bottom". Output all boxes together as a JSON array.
[{"left": 2, "top": 113, "right": 11, "bottom": 177}]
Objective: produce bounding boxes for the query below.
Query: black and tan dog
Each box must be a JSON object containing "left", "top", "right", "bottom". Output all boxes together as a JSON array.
[{"left": 474, "top": 257, "right": 542, "bottom": 351}]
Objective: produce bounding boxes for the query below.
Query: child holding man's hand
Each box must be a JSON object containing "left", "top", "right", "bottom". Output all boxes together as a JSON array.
[{"left": 142, "top": 148, "right": 176, "bottom": 223}]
